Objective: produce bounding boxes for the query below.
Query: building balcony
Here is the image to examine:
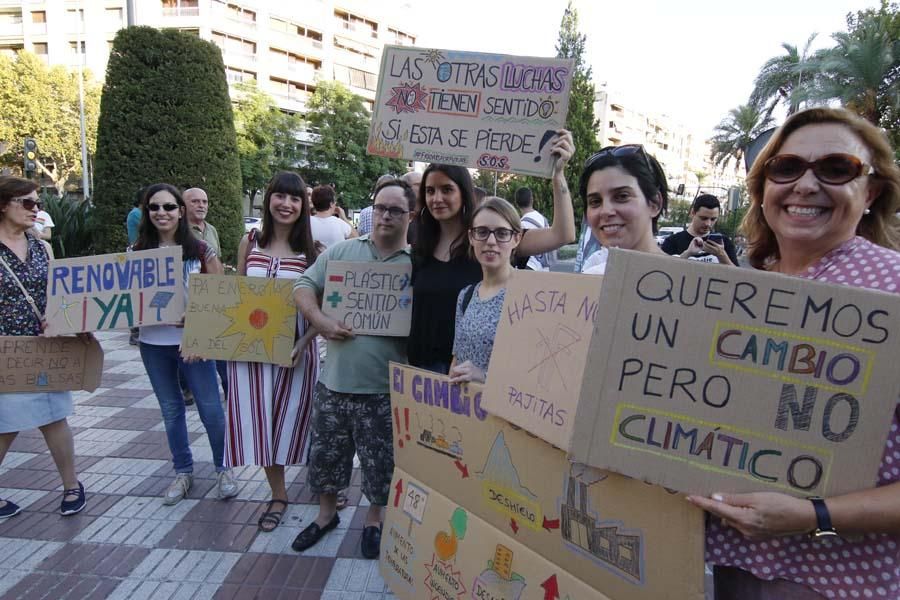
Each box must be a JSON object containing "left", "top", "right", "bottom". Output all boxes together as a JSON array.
[
  {"left": 210, "top": 3, "right": 256, "bottom": 30},
  {"left": 335, "top": 19, "right": 377, "bottom": 41},
  {"left": 269, "top": 60, "right": 319, "bottom": 83},
  {"left": 162, "top": 6, "right": 200, "bottom": 17},
  {"left": 221, "top": 49, "right": 257, "bottom": 70},
  {"left": 0, "top": 21, "right": 23, "bottom": 39},
  {"left": 271, "top": 29, "right": 323, "bottom": 57},
  {"left": 269, "top": 92, "right": 309, "bottom": 113}
]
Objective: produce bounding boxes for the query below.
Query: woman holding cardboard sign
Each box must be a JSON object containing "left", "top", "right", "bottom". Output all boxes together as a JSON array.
[
  {"left": 225, "top": 171, "right": 321, "bottom": 533},
  {"left": 133, "top": 183, "right": 238, "bottom": 506},
  {"left": 688, "top": 108, "right": 900, "bottom": 599},
  {"left": 409, "top": 130, "right": 576, "bottom": 374},
  {"left": 0, "top": 176, "right": 86, "bottom": 518}
]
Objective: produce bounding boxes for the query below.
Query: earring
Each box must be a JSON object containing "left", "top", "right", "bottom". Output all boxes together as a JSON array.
[{"left": 864, "top": 208, "right": 871, "bottom": 215}]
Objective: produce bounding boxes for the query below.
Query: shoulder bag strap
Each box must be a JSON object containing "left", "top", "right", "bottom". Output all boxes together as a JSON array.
[{"left": 0, "top": 254, "right": 43, "bottom": 321}]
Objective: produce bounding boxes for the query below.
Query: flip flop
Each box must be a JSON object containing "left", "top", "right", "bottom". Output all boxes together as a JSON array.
[{"left": 258, "top": 499, "right": 288, "bottom": 532}]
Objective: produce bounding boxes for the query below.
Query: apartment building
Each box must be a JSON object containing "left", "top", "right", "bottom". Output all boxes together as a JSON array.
[{"left": 0, "top": 0, "right": 417, "bottom": 114}]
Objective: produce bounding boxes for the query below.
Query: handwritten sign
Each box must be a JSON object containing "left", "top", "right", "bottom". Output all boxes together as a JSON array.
[
  {"left": 45, "top": 247, "right": 184, "bottom": 335},
  {"left": 322, "top": 261, "right": 412, "bottom": 336},
  {"left": 181, "top": 275, "right": 297, "bottom": 366},
  {"left": 569, "top": 249, "right": 900, "bottom": 497},
  {"left": 0, "top": 336, "right": 103, "bottom": 392},
  {"left": 367, "top": 46, "right": 574, "bottom": 178},
  {"left": 482, "top": 271, "right": 602, "bottom": 450}
]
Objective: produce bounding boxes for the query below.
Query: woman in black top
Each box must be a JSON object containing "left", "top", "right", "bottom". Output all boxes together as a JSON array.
[{"left": 408, "top": 130, "right": 577, "bottom": 373}]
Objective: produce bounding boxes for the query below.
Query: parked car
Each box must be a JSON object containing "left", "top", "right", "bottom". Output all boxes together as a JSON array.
[
  {"left": 655, "top": 226, "right": 682, "bottom": 245},
  {"left": 244, "top": 216, "right": 261, "bottom": 233}
]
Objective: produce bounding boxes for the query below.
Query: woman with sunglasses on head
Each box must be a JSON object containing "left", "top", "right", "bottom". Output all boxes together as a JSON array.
[
  {"left": 409, "top": 130, "right": 576, "bottom": 374},
  {"left": 134, "top": 183, "right": 238, "bottom": 506},
  {"left": 0, "top": 176, "right": 86, "bottom": 519},
  {"left": 225, "top": 172, "right": 321, "bottom": 533},
  {"left": 687, "top": 108, "right": 900, "bottom": 600},
  {"left": 577, "top": 144, "right": 670, "bottom": 274}
]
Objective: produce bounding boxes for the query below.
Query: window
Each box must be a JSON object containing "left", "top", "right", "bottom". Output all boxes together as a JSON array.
[
  {"left": 0, "top": 11, "right": 23, "bottom": 25},
  {"left": 333, "top": 64, "right": 377, "bottom": 91},
  {"left": 31, "top": 11, "right": 46, "bottom": 24},
  {"left": 225, "top": 67, "right": 255, "bottom": 83},
  {"left": 161, "top": 0, "right": 199, "bottom": 17},
  {"left": 211, "top": 31, "right": 256, "bottom": 58},
  {"left": 225, "top": 3, "right": 255, "bottom": 24},
  {"left": 32, "top": 42, "right": 47, "bottom": 55},
  {"left": 105, "top": 8, "right": 123, "bottom": 28},
  {"left": 69, "top": 41, "right": 86, "bottom": 57},
  {"left": 388, "top": 28, "right": 414, "bottom": 46},
  {"left": 334, "top": 9, "right": 377, "bottom": 39},
  {"left": 269, "top": 17, "right": 322, "bottom": 48}
]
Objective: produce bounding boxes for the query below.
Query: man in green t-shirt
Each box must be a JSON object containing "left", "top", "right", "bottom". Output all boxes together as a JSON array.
[{"left": 292, "top": 179, "right": 415, "bottom": 559}]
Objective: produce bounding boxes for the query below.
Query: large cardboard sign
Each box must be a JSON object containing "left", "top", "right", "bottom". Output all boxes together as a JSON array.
[
  {"left": 181, "top": 275, "right": 297, "bottom": 366},
  {"left": 0, "top": 336, "right": 103, "bottom": 392},
  {"left": 482, "top": 271, "right": 603, "bottom": 450},
  {"left": 385, "top": 363, "right": 705, "bottom": 600},
  {"left": 368, "top": 46, "right": 574, "bottom": 178},
  {"left": 45, "top": 247, "right": 184, "bottom": 335},
  {"left": 570, "top": 249, "right": 900, "bottom": 497},
  {"left": 322, "top": 261, "right": 412, "bottom": 336}
]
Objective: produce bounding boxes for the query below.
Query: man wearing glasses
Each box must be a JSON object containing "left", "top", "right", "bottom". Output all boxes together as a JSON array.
[{"left": 292, "top": 179, "right": 415, "bottom": 559}]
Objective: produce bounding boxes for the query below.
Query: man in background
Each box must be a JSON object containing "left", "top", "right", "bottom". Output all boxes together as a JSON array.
[
  {"left": 514, "top": 187, "right": 550, "bottom": 271},
  {"left": 661, "top": 194, "right": 739, "bottom": 266}
]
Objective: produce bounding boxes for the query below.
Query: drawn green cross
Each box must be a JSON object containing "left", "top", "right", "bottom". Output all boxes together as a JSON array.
[{"left": 326, "top": 291, "right": 343, "bottom": 309}]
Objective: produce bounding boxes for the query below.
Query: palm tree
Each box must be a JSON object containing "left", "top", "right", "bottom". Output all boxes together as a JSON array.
[
  {"left": 750, "top": 34, "right": 818, "bottom": 117},
  {"left": 709, "top": 104, "right": 774, "bottom": 171},
  {"left": 800, "top": 18, "right": 899, "bottom": 124}
]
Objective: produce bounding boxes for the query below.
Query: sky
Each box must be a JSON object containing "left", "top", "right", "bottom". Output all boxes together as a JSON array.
[{"left": 395, "top": 0, "right": 883, "bottom": 138}]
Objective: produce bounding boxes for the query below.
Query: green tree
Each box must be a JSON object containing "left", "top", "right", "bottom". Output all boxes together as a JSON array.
[
  {"left": 710, "top": 104, "right": 773, "bottom": 171},
  {"left": 0, "top": 51, "right": 100, "bottom": 192},
  {"left": 91, "top": 27, "right": 243, "bottom": 260},
  {"left": 232, "top": 81, "right": 305, "bottom": 206},
  {"left": 517, "top": 1, "right": 598, "bottom": 224},
  {"left": 749, "top": 34, "right": 818, "bottom": 117},
  {"left": 304, "top": 81, "right": 406, "bottom": 208}
]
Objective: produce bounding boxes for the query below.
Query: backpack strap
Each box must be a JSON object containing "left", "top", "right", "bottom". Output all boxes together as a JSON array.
[
  {"left": 461, "top": 284, "right": 476, "bottom": 315},
  {"left": 521, "top": 216, "right": 545, "bottom": 228},
  {"left": 241, "top": 229, "right": 257, "bottom": 276}
]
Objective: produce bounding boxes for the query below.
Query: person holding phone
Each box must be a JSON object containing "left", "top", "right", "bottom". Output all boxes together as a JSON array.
[{"left": 661, "top": 193, "right": 739, "bottom": 265}]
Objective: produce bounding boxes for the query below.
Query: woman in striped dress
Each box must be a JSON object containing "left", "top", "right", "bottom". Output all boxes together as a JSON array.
[{"left": 225, "top": 171, "right": 319, "bottom": 532}]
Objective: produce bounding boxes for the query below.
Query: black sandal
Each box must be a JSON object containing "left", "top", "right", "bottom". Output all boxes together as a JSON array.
[
  {"left": 60, "top": 481, "right": 86, "bottom": 516},
  {"left": 258, "top": 499, "right": 288, "bottom": 532}
]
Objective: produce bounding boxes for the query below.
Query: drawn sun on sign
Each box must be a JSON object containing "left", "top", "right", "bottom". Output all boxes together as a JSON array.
[
  {"left": 420, "top": 49, "right": 444, "bottom": 68},
  {"left": 219, "top": 279, "right": 295, "bottom": 361},
  {"left": 385, "top": 82, "right": 429, "bottom": 114}
]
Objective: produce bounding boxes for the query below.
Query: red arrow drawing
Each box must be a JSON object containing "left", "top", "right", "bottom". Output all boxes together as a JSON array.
[
  {"left": 541, "top": 574, "right": 560, "bottom": 600},
  {"left": 542, "top": 516, "right": 560, "bottom": 532},
  {"left": 510, "top": 518, "right": 519, "bottom": 535},
  {"left": 393, "top": 479, "right": 403, "bottom": 507},
  {"left": 453, "top": 460, "right": 469, "bottom": 478}
]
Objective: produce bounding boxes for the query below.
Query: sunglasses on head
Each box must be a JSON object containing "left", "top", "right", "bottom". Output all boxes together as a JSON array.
[
  {"left": 584, "top": 144, "right": 654, "bottom": 175},
  {"left": 148, "top": 202, "right": 179, "bottom": 212},
  {"left": 12, "top": 197, "right": 41, "bottom": 211},
  {"left": 764, "top": 154, "right": 875, "bottom": 185}
]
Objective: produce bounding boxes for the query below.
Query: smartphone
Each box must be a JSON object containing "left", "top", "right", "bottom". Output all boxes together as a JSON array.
[{"left": 706, "top": 233, "right": 724, "bottom": 244}]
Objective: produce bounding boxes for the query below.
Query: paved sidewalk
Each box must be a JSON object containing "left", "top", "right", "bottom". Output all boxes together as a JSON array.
[{"left": 0, "top": 332, "right": 395, "bottom": 600}]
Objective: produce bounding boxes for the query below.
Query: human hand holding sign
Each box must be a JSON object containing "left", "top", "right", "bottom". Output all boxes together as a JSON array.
[
  {"left": 448, "top": 360, "right": 485, "bottom": 384},
  {"left": 687, "top": 492, "right": 817, "bottom": 541},
  {"left": 550, "top": 129, "right": 574, "bottom": 175},
  {"left": 317, "top": 315, "right": 354, "bottom": 341}
]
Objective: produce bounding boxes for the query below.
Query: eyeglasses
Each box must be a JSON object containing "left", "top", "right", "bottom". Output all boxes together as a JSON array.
[
  {"left": 372, "top": 204, "right": 409, "bottom": 218},
  {"left": 584, "top": 144, "right": 654, "bottom": 175},
  {"left": 148, "top": 203, "right": 179, "bottom": 212},
  {"left": 11, "top": 197, "right": 41, "bottom": 211},
  {"left": 764, "top": 154, "right": 875, "bottom": 185},
  {"left": 469, "top": 226, "right": 516, "bottom": 243}
]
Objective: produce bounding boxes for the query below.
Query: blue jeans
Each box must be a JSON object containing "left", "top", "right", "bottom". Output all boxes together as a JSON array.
[{"left": 140, "top": 343, "right": 226, "bottom": 474}]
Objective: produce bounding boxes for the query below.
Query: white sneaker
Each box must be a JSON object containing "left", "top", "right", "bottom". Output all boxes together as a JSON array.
[
  {"left": 216, "top": 469, "right": 238, "bottom": 500},
  {"left": 164, "top": 473, "right": 193, "bottom": 505}
]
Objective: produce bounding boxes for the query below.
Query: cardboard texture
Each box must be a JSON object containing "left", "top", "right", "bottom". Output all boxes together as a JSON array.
[
  {"left": 45, "top": 247, "right": 184, "bottom": 335},
  {"left": 181, "top": 275, "right": 297, "bottom": 366},
  {"left": 481, "top": 271, "right": 603, "bottom": 450},
  {"left": 0, "top": 335, "right": 103, "bottom": 392},
  {"left": 385, "top": 363, "right": 705, "bottom": 600},
  {"left": 384, "top": 467, "right": 618, "bottom": 600},
  {"left": 570, "top": 249, "right": 900, "bottom": 498},
  {"left": 367, "top": 46, "right": 574, "bottom": 178},
  {"left": 322, "top": 261, "right": 412, "bottom": 336}
]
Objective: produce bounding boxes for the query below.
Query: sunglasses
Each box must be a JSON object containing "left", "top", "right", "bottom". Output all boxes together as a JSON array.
[
  {"left": 148, "top": 203, "right": 180, "bottom": 212},
  {"left": 12, "top": 197, "right": 42, "bottom": 211},
  {"left": 584, "top": 144, "right": 655, "bottom": 175},
  {"left": 469, "top": 226, "right": 516, "bottom": 243},
  {"left": 764, "top": 154, "right": 875, "bottom": 185}
]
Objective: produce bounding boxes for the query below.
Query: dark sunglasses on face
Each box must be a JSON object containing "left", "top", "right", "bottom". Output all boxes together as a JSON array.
[
  {"left": 148, "top": 203, "right": 180, "bottom": 212},
  {"left": 469, "top": 226, "right": 516, "bottom": 243},
  {"left": 12, "top": 197, "right": 41, "bottom": 211},
  {"left": 764, "top": 153, "right": 875, "bottom": 185},
  {"left": 373, "top": 204, "right": 409, "bottom": 218}
]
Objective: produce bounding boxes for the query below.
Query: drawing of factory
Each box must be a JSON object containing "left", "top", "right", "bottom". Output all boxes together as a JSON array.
[{"left": 561, "top": 475, "right": 642, "bottom": 581}]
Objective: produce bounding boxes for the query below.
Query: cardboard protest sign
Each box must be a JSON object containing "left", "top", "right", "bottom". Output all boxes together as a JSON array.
[
  {"left": 322, "top": 261, "right": 412, "bottom": 336},
  {"left": 368, "top": 46, "right": 574, "bottom": 178},
  {"left": 385, "top": 468, "right": 624, "bottom": 600},
  {"left": 481, "top": 271, "right": 603, "bottom": 450},
  {"left": 570, "top": 249, "right": 900, "bottom": 497},
  {"left": 181, "top": 275, "right": 297, "bottom": 366},
  {"left": 0, "top": 336, "right": 103, "bottom": 392},
  {"left": 45, "top": 247, "right": 184, "bottom": 335},
  {"left": 385, "top": 363, "right": 705, "bottom": 600}
]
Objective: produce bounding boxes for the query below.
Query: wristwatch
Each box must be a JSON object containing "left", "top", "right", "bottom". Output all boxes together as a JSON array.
[{"left": 808, "top": 496, "right": 839, "bottom": 539}]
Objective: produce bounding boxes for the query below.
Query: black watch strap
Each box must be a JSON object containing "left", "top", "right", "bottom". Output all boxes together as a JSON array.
[{"left": 809, "top": 496, "right": 838, "bottom": 538}]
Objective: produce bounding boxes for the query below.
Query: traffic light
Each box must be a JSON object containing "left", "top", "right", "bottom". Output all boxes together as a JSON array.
[{"left": 23, "top": 137, "right": 38, "bottom": 175}]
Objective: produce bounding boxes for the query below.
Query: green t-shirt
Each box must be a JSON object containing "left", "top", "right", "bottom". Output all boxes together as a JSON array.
[
  {"left": 294, "top": 236, "right": 410, "bottom": 395},
  {"left": 191, "top": 221, "right": 220, "bottom": 257}
]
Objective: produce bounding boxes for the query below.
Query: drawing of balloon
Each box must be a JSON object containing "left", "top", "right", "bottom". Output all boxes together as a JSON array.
[
  {"left": 451, "top": 507, "right": 467, "bottom": 540},
  {"left": 436, "top": 62, "right": 452, "bottom": 82},
  {"left": 434, "top": 529, "right": 457, "bottom": 561}
]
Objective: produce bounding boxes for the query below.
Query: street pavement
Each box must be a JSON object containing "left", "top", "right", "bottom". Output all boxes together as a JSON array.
[{"left": 0, "top": 331, "right": 395, "bottom": 600}]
